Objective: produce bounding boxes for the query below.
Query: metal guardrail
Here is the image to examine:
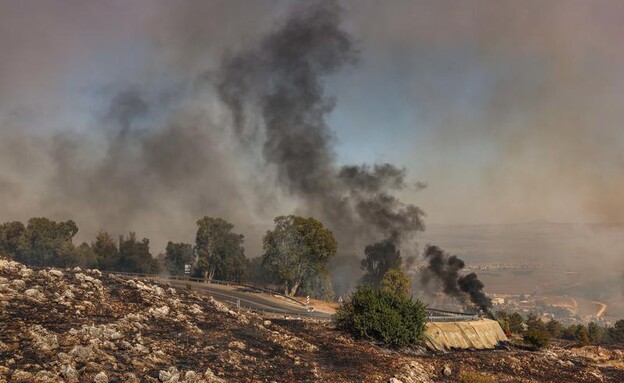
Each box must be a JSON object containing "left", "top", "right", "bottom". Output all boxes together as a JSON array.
[
  {"left": 105, "top": 270, "right": 330, "bottom": 319},
  {"left": 92, "top": 269, "right": 480, "bottom": 322},
  {"left": 104, "top": 270, "right": 307, "bottom": 308},
  {"left": 426, "top": 308, "right": 480, "bottom": 322},
  {"left": 427, "top": 314, "right": 480, "bottom": 322}
]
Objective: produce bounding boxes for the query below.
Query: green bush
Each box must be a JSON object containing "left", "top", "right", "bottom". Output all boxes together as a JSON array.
[
  {"left": 607, "top": 319, "right": 624, "bottom": 344},
  {"left": 335, "top": 285, "right": 427, "bottom": 348},
  {"left": 523, "top": 328, "right": 550, "bottom": 350}
]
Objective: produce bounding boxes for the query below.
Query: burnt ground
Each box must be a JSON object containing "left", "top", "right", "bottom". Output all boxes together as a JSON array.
[
  {"left": 274, "top": 319, "right": 624, "bottom": 383},
  {"left": 1, "top": 256, "right": 623, "bottom": 383}
]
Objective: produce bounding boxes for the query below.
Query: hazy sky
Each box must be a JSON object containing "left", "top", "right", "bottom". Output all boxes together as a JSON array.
[{"left": 1, "top": 0, "right": 624, "bottom": 251}]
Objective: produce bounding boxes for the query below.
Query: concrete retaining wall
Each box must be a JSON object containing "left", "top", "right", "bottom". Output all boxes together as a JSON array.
[{"left": 424, "top": 318, "right": 508, "bottom": 351}]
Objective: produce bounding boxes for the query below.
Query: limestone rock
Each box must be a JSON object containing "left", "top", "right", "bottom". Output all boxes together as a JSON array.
[
  {"left": 94, "top": 371, "right": 108, "bottom": 383},
  {"left": 62, "top": 365, "right": 79, "bottom": 383},
  {"left": 11, "top": 370, "right": 33, "bottom": 382},
  {"left": 159, "top": 367, "right": 180, "bottom": 382},
  {"left": 149, "top": 305, "right": 170, "bottom": 318},
  {"left": 392, "top": 361, "right": 432, "bottom": 383}
]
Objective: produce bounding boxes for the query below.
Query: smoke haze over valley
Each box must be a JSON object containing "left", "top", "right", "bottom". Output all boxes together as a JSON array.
[{"left": 1, "top": 0, "right": 623, "bottom": 302}]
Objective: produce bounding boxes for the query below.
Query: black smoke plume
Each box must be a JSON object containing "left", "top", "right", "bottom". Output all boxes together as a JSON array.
[
  {"left": 457, "top": 272, "right": 493, "bottom": 315},
  {"left": 422, "top": 245, "right": 492, "bottom": 314},
  {"left": 217, "top": 0, "right": 425, "bottom": 254}
]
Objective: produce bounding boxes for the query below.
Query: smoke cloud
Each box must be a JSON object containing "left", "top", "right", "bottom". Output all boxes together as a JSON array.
[
  {"left": 216, "top": 1, "right": 425, "bottom": 253},
  {"left": 1, "top": 0, "right": 622, "bottom": 299},
  {"left": 422, "top": 245, "right": 492, "bottom": 314},
  {"left": 0, "top": 0, "right": 425, "bottom": 270}
]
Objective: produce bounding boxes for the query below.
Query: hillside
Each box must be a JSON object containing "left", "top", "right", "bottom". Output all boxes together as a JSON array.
[{"left": 1, "top": 256, "right": 623, "bottom": 383}]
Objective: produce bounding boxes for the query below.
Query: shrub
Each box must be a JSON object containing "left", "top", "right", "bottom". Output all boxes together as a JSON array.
[
  {"left": 380, "top": 268, "right": 411, "bottom": 297},
  {"left": 335, "top": 285, "right": 427, "bottom": 348},
  {"left": 459, "top": 372, "right": 496, "bottom": 383},
  {"left": 576, "top": 325, "right": 589, "bottom": 346},
  {"left": 508, "top": 312, "right": 525, "bottom": 334},
  {"left": 523, "top": 328, "right": 550, "bottom": 350},
  {"left": 607, "top": 320, "right": 624, "bottom": 344},
  {"left": 587, "top": 322, "right": 604, "bottom": 344},
  {"left": 546, "top": 319, "right": 563, "bottom": 338}
]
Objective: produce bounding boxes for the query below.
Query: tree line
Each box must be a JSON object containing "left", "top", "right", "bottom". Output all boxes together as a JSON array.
[
  {"left": 496, "top": 310, "right": 624, "bottom": 349},
  {"left": 0, "top": 215, "right": 345, "bottom": 297},
  {"left": 0, "top": 214, "right": 411, "bottom": 301}
]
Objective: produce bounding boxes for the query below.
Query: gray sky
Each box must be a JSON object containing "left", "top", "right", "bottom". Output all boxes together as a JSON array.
[{"left": 1, "top": 0, "right": 623, "bottom": 253}]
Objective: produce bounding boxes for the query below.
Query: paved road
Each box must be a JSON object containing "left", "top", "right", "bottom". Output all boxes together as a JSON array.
[
  {"left": 120, "top": 274, "right": 476, "bottom": 322},
  {"left": 162, "top": 278, "right": 332, "bottom": 319},
  {"left": 592, "top": 301, "right": 607, "bottom": 317}
]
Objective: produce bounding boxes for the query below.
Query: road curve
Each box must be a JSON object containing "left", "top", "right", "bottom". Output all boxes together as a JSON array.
[
  {"left": 592, "top": 301, "right": 607, "bottom": 317},
  {"left": 163, "top": 279, "right": 332, "bottom": 319}
]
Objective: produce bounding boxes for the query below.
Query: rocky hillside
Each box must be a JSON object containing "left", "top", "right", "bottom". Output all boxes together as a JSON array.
[{"left": 1, "top": 256, "right": 623, "bottom": 383}]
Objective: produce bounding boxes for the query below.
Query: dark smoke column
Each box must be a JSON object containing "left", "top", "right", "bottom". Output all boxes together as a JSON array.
[
  {"left": 421, "top": 245, "right": 493, "bottom": 314},
  {"left": 217, "top": 0, "right": 425, "bottom": 254}
]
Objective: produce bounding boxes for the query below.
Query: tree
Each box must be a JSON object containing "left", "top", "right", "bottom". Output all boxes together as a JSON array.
[
  {"left": 164, "top": 242, "right": 194, "bottom": 275},
  {"left": 92, "top": 231, "right": 120, "bottom": 271},
  {"left": 16, "top": 217, "right": 79, "bottom": 267},
  {"left": 195, "top": 217, "right": 247, "bottom": 282},
  {"left": 508, "top": 312, "right": 525, "bottom": 334},
  {"left": 525, "top": 313, "right": 544, "bottom": 329},
  {"left": 576, "top": 325, "right": 590, "bottom": 346},
  {"left": 335, "top": 285, "right": 428, "bottom": 348},
  {"left": 524, "top": 313, "right": 550, "bottom": 350},
  {"left": 562, "top": 324, "right": 580, "bottom": 340},
  {"left": 607, "top": 319, "right": 624, "bottom": 344},
  {"left": 524, "top": 328, "right": 550, "bottom": 350},
  {"left": 118, "top": 232, "right": 159, "bottom": 273},
  {"left": 546, "top": 319, "right": 564, "bottom": 339},
  {"left": 248, "top": 257, "right": 269, "bottom": 285},
  {"left": 588, "top": 322, "right": 604, "bottom": 344},
  {"left": 262, "top": 215, "right": 337, "bottom": 296},
  {"left": 381, "top": 268, "right": 411, "bottom": 297},
  {"left": 0, "top": 221, "right": 25, "bottom": 257},
  {"left": 360, "top": 240, "right": 402, "bottom": 287},
  {"left": 76, "top": 242, "right": 98, "bottom": 269},
  {"left": 299, "top": 272, "right": 334, "bottom": 301}
]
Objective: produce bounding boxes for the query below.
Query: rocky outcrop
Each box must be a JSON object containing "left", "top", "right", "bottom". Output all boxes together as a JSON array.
[
  {"left": 1, "top": 256, "right": 622, "bottom": 383},
  {"left": 0, "top": 257, "right": 329, "bottom": 382}
]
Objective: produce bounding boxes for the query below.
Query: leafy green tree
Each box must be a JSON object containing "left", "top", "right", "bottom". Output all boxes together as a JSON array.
[
  {"left": 92, "top": 231, "right": 120, "bottom": 271},
  {"left": 118, "top": 232, "right": 159, "bottom": 273},
  {"left": 523, "top": 313, "right": 550, "bottom": 350},
  {"left": 523, "top": 328, "right": 550, "bottom": 350},
  {"left": 562, "top": 324, "right": 580, "bottom": 340},
  {"left": 576, "top": 325, "right": 590, "bottom": 346},
  {"left": 381, "top": 268, "right": 411, "bottom": 297},
  {"left": 508, "top": 312, "right": 525, "bottom": 334},
  {"left": 546, "top": 319, "right": 564, "bottom": 338},
  {"left": 262, "top": 215, "right": 337, "bottom": 296},
  {"left": 525, "top": 313, "right": 546, "bottom": 330},
  {"left": 587, "top": 322, "right": 604, "bottom": 344},
  {"left": 76, "top": 242, "right": 98, "bottom": 269},
  {"left": 335, "top": 285, "right": 428, "bottom": 348},
  {"left": 360, "top": 240, "right": 402, "bottom": 287},
  {"left": 195, "top": 217, "right": 247, "bottom": 282},
  {"left": 16, "top": 217, "right": 78, "bottom": 267},
  {"left": 248, "top": 257, "right": 269, "bottom": 285},
  {"left": 607, "top": 319, "right": 624, "bottom": 344},
  {"left": 164, "top": 242, "right": 194, "bottom": 275},
  {"left": 0, "top": 221, "right": 25, "bottom": 257},
  {"left": 495, "top": 311, "right": 513, "bottom": 335},
  {"left": 299, "top": 272, "right": 334, "bottom": 301}
]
